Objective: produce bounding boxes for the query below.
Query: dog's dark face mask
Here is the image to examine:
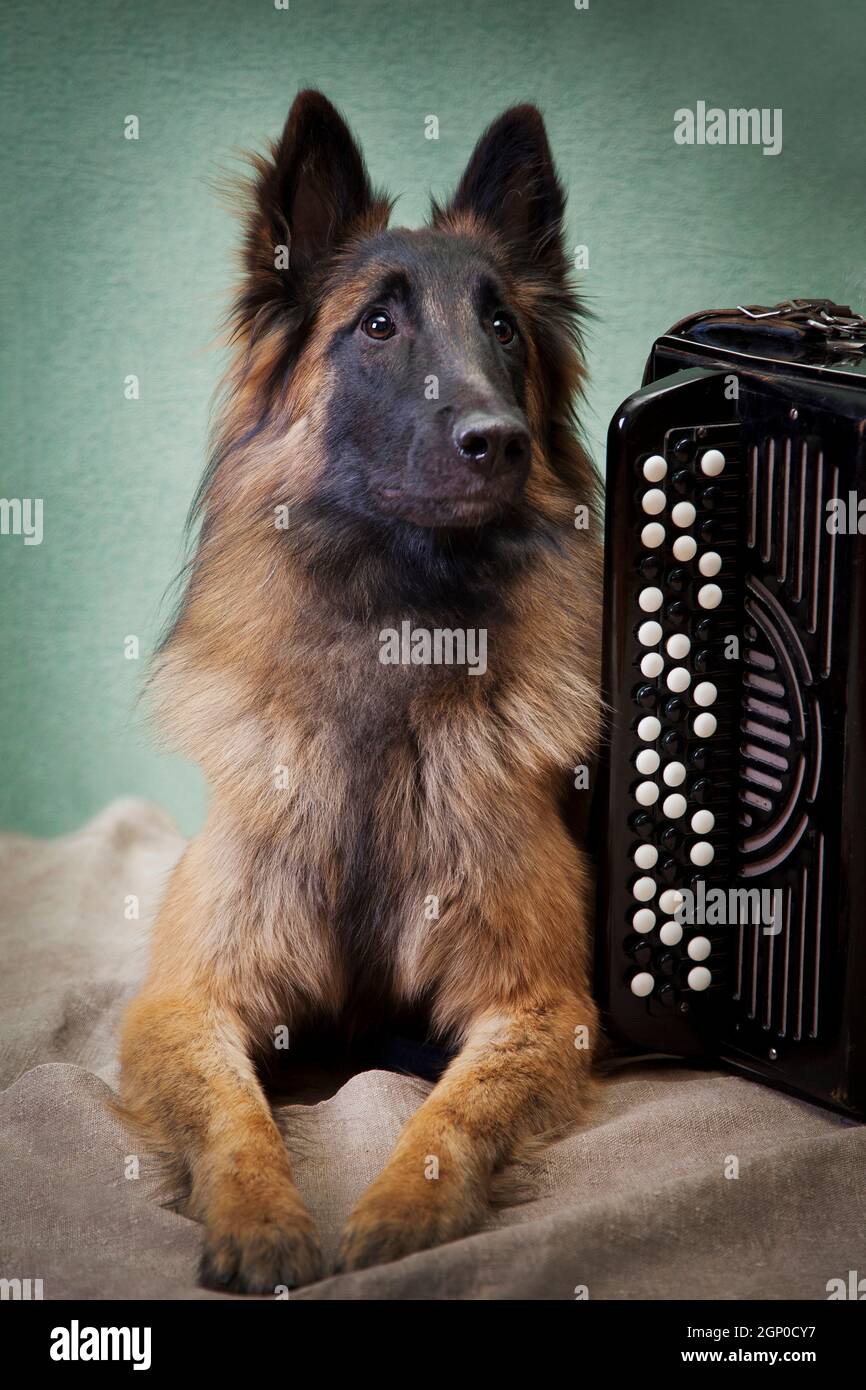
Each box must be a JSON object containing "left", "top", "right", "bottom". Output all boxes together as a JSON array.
[
  {"left": 241, "top": 91, "right": 577, "bottom": 538},
  {"left": 322, "top": 230, "right": 532, "bottom": 529}
]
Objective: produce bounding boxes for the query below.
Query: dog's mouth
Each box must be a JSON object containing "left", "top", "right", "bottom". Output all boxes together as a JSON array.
[{"left": 376, "top": 485, "right": 522, "bottom": 529}]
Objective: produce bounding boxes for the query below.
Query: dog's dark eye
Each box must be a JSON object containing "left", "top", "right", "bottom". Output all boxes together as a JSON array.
[
  {"left": 492, "top": 313, "right": 516, "bottom": 346},
  {"left": 361, "top": 310, "right": 396, "bottom": 340}
]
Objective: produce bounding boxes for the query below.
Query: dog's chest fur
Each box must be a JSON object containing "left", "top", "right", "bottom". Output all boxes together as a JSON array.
[
  {"left": 154, "top": 518, "right": 599, "bottom": 1039},
  {"left": 160, "top": 605, "right": 572, "bottom": 1024},
  {"left": 264, "top": 632, "right": 524, "bottom": 989}
]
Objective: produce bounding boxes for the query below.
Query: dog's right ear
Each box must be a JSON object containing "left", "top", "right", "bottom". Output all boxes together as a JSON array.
[{"left": 241, "top": 90, "right": 389, "bottom": 318}]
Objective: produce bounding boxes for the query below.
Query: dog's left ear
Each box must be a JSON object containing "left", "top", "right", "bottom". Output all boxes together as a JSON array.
[{"left": 434, "top": 106, "right": 567, "bottom": 274}]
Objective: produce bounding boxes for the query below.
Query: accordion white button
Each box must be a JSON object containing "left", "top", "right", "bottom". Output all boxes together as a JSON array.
[
  {"left": 659, "top": 920, "right": 683, "bottom": 946},
  {"left": 641, "top": 652, "right": 664, "bottom": 678},
  {"left": 638, "top": 587, "right": 663, "bottom": 612},
  {"left": 666, "top": 633, "right": 690, "bottom": 659},
  {"left": 634, "top": 843, "right": 658, "bottom": 869},
  {"left": 672, "top": 535, "right": 696, "bottom": 561},
  {"left": 663, "top": 793, "right": 686, "bottom": 819},
  {"left": 699, "top": 550, "right": 722, "bottom": 577},
  {"left": 698, "top": 583, "right": 722, "bottom": 609},
  {"left": 637, "top": 715, "right": 661, "bottom": 741},
  {"left": 688, "top": 935, "right": 712, "bottom": 961},
  {"left": 700, "top": 449, "right": 725, "bottom": 476},
  {"left": 693, "top": 712, "right": 717, "bottom": 738},
  {"left": 633, "top": 908, "right": 655, "bottom": 934},
  {"left": 633, "top": 876, "right": 657, "bottom": 902},
  {"left": 667, "top": 666, "right": 691, "bottom": 693},
  {"left": 630, "top": 972, "right": 655, "bottom": 998},
  {"left": 643, "top": 454, "right": 667, "bottom": 482},
  {"left": 689, "top": 840, "right": 715, "bottom": 867},
  {"left": 691, "top": 809, "right": 715, "bottom": 834},
  {"left": 635, "top": 781, "right": 659, "bottom": 806},
  {"left": 638, "top": 620, "right": 662, "bottom": 646},
  {"left": 642, "top": 488, "right": 666, "bottom": 515},
  {"left": 671, "top": 501, "right": 696, "bottom": 528},
  {"left": 641, "top": 522, "right": 665, "bottom": 548},
  {"left": 635, "top": 748, "right": 660, "bottom": 775},
  {"left": 663, "top": 761, "right": 686, "bottom": 787},
  {"left": 694, "top": 681, "right": 717, "bottom": 707},
  {"left": 687, "top": 965, "right": 712, "bottom": 991},
  {"left": 659, "top": 888, "right": 684, "bottom": 915}
]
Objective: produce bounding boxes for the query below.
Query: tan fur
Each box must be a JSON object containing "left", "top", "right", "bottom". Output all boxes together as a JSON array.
[{"left": 120, "top": 96, "right": 602, "bottom": 1290}]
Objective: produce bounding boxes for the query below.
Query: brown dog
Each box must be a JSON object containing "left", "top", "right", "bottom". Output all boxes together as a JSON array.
[{"left": 119, "top": 90, "right": 602, "bottom": 1292}]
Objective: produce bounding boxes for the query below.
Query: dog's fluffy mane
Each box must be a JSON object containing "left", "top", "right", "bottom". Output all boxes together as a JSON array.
[{"left": 150, "top": 95, "right": 602, "bottom": 860}]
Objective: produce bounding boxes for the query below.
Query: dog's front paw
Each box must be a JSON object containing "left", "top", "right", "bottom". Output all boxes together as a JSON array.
[
  {"left": 336, "top": 1169, "right": 481, "bottom": 1273},
  {"left": 199, "top": 1198, "right": 323, "bottom": 1295}
]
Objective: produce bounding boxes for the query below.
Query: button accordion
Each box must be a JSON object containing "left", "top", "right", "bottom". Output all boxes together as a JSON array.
[{"left": 595, "top": 300, "right": 866, "bottom": 1119}]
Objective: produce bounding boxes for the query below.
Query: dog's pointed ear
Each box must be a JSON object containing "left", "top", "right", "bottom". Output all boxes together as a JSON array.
[
  {"left": 246, "top": 89, "right": 388, "bottom": 287},
  {"left": 433, "top": 105, "right": 567, "bottom": 273}
]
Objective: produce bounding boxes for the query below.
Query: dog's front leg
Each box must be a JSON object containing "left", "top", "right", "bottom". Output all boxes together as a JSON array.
[
  {"left": 337, "top": 991, "right": 596, "bottom": 1272},
  {"left": 120, "top": 988, "right": 322, "bottom": 1294}
]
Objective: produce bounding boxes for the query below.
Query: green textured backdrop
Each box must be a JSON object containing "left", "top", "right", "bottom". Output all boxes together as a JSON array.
[{"left": 1, "top": 0, "right": 864, "bottom": 836}]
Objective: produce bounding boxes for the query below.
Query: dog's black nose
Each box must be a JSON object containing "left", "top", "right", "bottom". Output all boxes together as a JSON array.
[{"left": 454, "top": 413, "right": 530, "bottom": 476}]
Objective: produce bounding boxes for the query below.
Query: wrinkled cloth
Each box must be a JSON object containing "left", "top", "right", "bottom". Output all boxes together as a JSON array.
[{"left": 1, "top": 799, "right": 863, "bottom": 1300}]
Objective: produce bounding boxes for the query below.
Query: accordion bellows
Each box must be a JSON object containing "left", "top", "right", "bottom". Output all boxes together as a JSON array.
[{"left": 596, "top": 300, "right": 866, "bottom": 1119}]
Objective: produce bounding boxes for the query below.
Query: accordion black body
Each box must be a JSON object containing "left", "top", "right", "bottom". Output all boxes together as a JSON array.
[{"left": 595, "top": 300, "right": 866, "bottom": 1120}]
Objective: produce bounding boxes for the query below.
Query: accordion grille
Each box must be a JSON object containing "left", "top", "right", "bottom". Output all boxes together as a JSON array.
[{"left": 738, "top": 433, "right": 839, "bottom": 1039}]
